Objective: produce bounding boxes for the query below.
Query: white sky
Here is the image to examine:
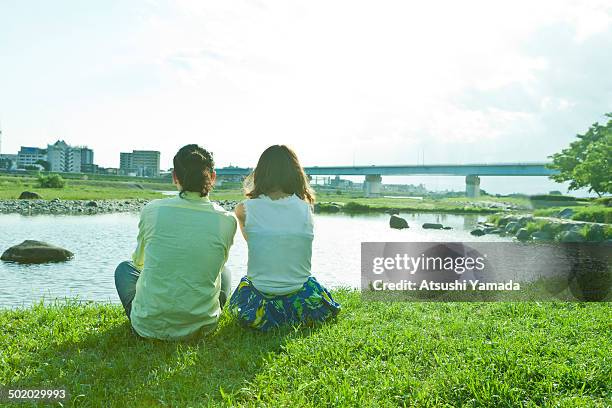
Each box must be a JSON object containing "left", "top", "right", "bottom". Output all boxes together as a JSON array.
[{"left": 1, "top": 0, "right": 611, "bottom": 176}]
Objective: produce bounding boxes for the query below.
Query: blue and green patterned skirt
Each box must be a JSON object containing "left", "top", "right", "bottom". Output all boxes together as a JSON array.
[{"left": 228, "top": 276, "right": 341, "bottom": 331}]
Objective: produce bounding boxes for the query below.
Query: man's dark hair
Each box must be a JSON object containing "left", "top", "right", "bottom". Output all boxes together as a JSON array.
[{"left": 173, "top": 144, "right": 215, "bottom": 197}]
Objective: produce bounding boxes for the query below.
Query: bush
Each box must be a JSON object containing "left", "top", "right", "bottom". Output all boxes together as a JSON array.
[
  {"left": 571, "top": 207, "right": 612, "bottom": 224},
  {"left": 529, "top": 194, "right": 576, "bottom": 202},
  {"left": 343, "top": 201, "right": 372, "bottom": 213},
  {"left": 37, "top": 174, "right": 66, "bottom": 188},
  {"left": 594, "top": 197, "right": 612, "bottom": 207}
]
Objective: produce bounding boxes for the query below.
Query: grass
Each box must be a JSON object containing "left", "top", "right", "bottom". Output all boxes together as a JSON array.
[
  {"left": 1, "top": 293, "right": 610, "bottom": 407},
  {"left": 0, "top": 175, "right": 166, "bottom": 200},
  {"left": 312, "top": 192, "right": 531, "bottom": 215},
  {"left": 534, "top": 206, "right": 612, "bottom": 224}
]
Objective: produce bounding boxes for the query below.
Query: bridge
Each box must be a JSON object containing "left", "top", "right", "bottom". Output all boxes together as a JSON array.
[{"left": 216, "top": 163, "right": 558, "bottom": 197}]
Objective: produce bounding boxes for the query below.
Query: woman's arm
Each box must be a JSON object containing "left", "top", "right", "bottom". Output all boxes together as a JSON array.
[{"left": 234, "top": 202, "right": 248, "bottom": 240}]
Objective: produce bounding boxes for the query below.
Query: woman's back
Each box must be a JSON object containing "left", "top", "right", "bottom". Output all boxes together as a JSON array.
[{"left": 243, "top": 194, "right": 313, "bottom": 295}]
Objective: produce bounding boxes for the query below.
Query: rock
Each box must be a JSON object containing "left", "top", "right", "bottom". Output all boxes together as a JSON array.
[
  {"left": 442, "top": 226, "right": 453, "bottom": 230},
  {"left": 470, "top": 229, "right": 485, "bottom": 236},
  {"left": 422, "top": 223, "right": 444, "bottom": 230},
  {"left": 497, "top": 215, "right": 514, "bottom": 227},
  {"left": 583, "top": 224, "right": 605, "bottom": 242},
  {"left": 390, "top": 214, "right": 409, "bottom": 229},
  {"left": 532, "top": 231, "right": 552, "bottom": 241},
  {"left": 556, "top": 230, "right": 585, "bottom": 243},
  {"left": 516, "top": 216, "right": 534, "bottom": 226},
  {"left": 483, "top": 227, "right": 497, "bottom": 234},
  {"left": 50, "top": 198, "right": 61, "bottom": 203},
  {"left": 516, "top": 228, "right": 531, "bottom": 241},
  {"left": 18, "top": 191, "right": 42, "bottom": 199},
  {"left": 86, "top": 201, "right": 98, "bottom": 207},
  {"left": 504, "top": 222, "right": 520, "bottom": 234},
  {"left": 557, "top": 208, "right": 574, "bottom": 219},
  {"left": 1, "top": 240, "right": 74, "bottom": 264}
]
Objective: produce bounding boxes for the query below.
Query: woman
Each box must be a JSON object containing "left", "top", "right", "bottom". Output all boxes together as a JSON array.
[
  {"left": 114, "top": 144, "right": 237, "bottom": 340},
  {"left": 229, "top": 145, "right": 340, "bottom": 331}
]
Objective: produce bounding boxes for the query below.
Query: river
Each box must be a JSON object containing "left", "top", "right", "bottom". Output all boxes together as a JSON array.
[{"left": 0, "top": 212, "right": 511, "bottom": 308}]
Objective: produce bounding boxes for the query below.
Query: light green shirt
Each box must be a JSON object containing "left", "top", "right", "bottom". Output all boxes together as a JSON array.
[{"left": 130, "top": 192, "right": 237, "bottom": 340}]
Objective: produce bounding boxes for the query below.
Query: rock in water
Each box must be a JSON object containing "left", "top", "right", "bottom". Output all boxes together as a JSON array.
[
  {"left": 390, "top": 215, "right": 409, "bottom": 229},
  {"left": 516, "top": 228, "right": 531, "bottom": 241},
  {"left": 556, "top": 230, "right": 585, "bottom": 243},
  {"left": 1, "top": 240, "right": 74, "bottom": 264},
  {"left": 86, "top": 201, "right": 99, "bottom": 207},
  {"left": 18, "top": 191, "right": 42, "bottom": 199},
  {"left": 470, "top": 229, "right": 485, "bottom": 237},
  {"left": 422, "top": 223, "right": 444, "bottom": 229}
]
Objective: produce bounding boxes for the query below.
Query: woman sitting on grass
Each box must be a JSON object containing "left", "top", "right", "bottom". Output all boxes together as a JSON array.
[
  {"left": 114, "top": 144, "right": 237, "bottom": 340},
  {"left": 229, "top": 145, "right": 340, "bottom": 331}
]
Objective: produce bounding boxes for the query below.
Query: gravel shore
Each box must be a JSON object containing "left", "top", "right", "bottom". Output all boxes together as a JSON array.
[{"left": 0, "top": 199, "right": 238, "bottom": 215}]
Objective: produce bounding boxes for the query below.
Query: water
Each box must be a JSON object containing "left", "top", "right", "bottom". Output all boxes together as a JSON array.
[{"left": 0, "top": 212, "right": 511, "bottom": 308}]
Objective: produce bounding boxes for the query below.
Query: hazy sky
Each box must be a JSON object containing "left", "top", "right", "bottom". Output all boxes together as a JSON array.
[{"left": 1, "top": 0, "right": 611, "bottom": 175}]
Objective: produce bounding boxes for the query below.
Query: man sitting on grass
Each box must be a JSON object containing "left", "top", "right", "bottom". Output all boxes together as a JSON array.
[{"left": 114, "top": 144, "right": 236, "bottom": 340}]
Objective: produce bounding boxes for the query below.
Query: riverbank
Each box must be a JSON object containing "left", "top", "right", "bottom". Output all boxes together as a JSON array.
[
  {"left": 0, "top": 198, "right": 238, "bottom": 215},
  {"left": 313, "top": 193, "right": 531, "bottom": 215},
  {"left": 473, "top": 213, "right": 612, "bottom": 242},
  {"left": 1, "top": 293, "right": 609, "bottom": 407}
]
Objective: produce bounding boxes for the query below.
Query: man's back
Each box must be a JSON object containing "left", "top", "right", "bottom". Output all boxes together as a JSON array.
[{"left": 130, "top": 192, "right": 236, "bottom": 340}]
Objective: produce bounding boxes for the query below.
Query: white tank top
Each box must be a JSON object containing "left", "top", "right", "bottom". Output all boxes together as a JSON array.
[{"left": 243, "top": 194, "right": 314, "bottom": 295}]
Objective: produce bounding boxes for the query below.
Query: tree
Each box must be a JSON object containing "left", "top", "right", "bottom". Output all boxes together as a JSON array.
[
  {"left": 35, "top": 159, "right": 51, "bottom": 171},
  {"left": 548, "top": 113, "right": 612, "bottom": 197},
  {"left": 38, "top": 174, "right": 66, "bottom": 188}
]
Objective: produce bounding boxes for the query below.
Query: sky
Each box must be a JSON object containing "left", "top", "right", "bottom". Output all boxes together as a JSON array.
[{"left": 1, "top": 0, "right": 611, "bottom": 193}]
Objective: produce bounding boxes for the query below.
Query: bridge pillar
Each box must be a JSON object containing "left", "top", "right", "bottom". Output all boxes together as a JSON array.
[
  {"left": 465, "top": 175, "right": 480, "bottom": 198},
  {"left": 364, "top": 174, "right": 382, "bottom": 197}
]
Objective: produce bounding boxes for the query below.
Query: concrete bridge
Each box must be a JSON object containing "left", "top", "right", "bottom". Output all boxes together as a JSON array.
[{"left": 216, "top": 163, "right": 558, "bottom": 197}]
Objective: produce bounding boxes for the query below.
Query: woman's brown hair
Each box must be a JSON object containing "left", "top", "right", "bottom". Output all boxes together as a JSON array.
[
  {"left": 173, "top": 144, "right": 215, "bottom": 197},
  {"left": 244, "top": 145, "right": 315, "bottom": 204}
]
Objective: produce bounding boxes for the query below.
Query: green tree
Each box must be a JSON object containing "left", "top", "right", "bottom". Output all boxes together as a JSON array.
[
  {"left": 548, "top": 113, "right": 612, "bottom": 197},
  {"left": 35, "top": 159, "right": 51, "bottom": 171},
  {"left": 37, "top": 174, "right": 66, "bottom": 188}
]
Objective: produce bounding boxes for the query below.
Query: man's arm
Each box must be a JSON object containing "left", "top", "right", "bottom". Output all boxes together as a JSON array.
[{"left": 131, "top": 211, "right": 146, "bottom": 270}]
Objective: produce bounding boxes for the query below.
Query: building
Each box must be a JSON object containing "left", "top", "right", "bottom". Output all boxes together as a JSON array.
[
  {"left": 0, "top": 154, "right": 18, "bottom": 170},
  {"left": 119, "top": 150, "right": 160, "bottom": 177},
  {"left": 17, "top": 147, "right": 47, "bottom": 169},
  {"left": 119, "top": 152, "right": 133, "bottom": 173},
  {"left": 81, "top": 147, "right": 94, "bottom": 166},
  {"left": 47, "top": 140, "right": 86, "bottom": 173}
]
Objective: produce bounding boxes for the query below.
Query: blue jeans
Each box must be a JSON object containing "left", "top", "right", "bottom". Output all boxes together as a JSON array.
[{"left": 114, "top": 261, "right": 232, "bottom": 320}]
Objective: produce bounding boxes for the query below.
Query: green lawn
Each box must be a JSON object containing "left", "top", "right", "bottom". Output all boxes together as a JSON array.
[
  {"left": 1, "top": 293, "right": 610, "bottom": 407},
  {"left": 0, "top": 176, "right": 166, "bottom": 200}
]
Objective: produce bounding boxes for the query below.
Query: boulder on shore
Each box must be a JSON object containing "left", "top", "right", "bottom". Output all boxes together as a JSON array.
[
  {"left": 516, "top": 228, "right": 531, "bottom": 241},
  {"left": 470, "top": 229, "right": 485, "bottom": 237},
  {"left": 422, "top": 223, "right": 444, "bottom": 230},
  {"left": 1, "top": 240, "right": 74, "bottom": 264},
  {"left": 18, "top": 191, "right": 42, "bottom": 199},
  {"left": 556, "top": 230, "right": 585, "bottom": 243},
  {"left": 390, "top": 214, "right": 409, "bottom": 229}
]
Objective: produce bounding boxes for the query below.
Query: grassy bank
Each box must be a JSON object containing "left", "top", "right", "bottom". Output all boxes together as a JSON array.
[
  {"left": 0, "top": 175, "right": 166, "bottom": 200},
  {"left": 534, "top": 206, "right": 612, "bottom": 224},
  {"left": 1, "top": 293, "right": 610, "bottom": 407},
  {"left": 310, "top": 194, "right": 529, "bottom": 214}
]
